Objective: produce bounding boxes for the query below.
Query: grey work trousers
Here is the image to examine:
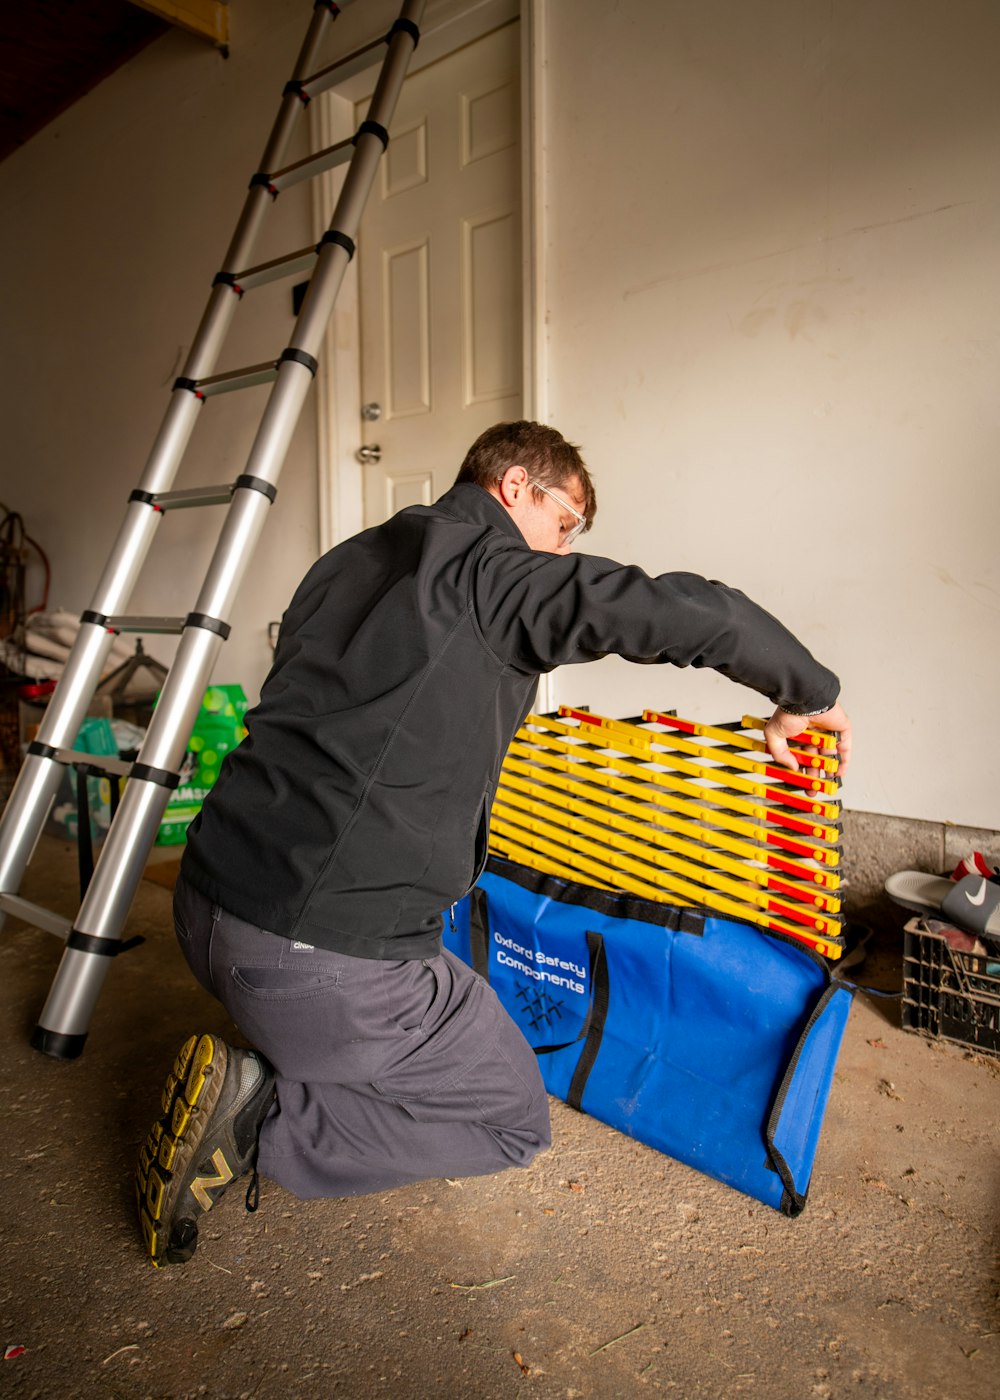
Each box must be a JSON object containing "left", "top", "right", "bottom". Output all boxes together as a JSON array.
[{"left": 173, "top": 875, "right": 552, "bottom": 1199}]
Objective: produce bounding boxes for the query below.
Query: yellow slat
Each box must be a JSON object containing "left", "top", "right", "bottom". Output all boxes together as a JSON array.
[
  {"left": 512, "top": 720, "right": 842, "bottom": 850},
  {"left": 490, "top": 816, "right": 672, "bottom": 904},
  {"left": 562, "top": 708, "right": 840, "bottom": 798},
  {"left": 503, "top": 753, "right": 840, "bottom": 888},
  {"left": 493, "top": 790, "right": 841, "bottom": 935},
  {"left": 490, "top": 810, "right": 843, "bottom": 958},
  {"left": 741, "top": 714, "right": 837, "bottom": 752},
  {"left": 534, "top": 713, "right": 840, "bottom": 821},
  {"left": 641, "top": 710, "right": 839, "bottom": 774},
  {"left": 499, "top": 768, "right": 841, "bottom": 911},
  {"left": 490, "top": 833, "right": 616, "bottom": 891}
]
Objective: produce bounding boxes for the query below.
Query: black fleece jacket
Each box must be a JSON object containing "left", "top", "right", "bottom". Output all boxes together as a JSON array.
[{"left": 180, "top": 483, "right": 838, "bottom": 958}]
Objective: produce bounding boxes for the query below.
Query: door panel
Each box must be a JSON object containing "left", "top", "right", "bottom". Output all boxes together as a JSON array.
[
  {"left": 463, "top": 208, "right": 520, "bottom": 404},
  {"left": 384, "top": 239, "right": 431, "bottom": 419},
  {"left": 359, "top": 22, "right": 521, "bottom": 525}
]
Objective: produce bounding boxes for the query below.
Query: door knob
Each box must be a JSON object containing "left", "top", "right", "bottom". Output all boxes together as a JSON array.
[{"left": 356, "top": 444, "right": 382, "bottom": 464}]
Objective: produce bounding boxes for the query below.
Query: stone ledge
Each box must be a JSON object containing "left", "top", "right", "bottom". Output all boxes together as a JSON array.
[{"left": 842, "top": 808, "right": 1000, "bottom": 922}]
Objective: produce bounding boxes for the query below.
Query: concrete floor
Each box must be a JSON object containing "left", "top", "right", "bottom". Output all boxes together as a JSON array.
[{"left": 1, "top": 834, "right": 998, "bottom": 1400}]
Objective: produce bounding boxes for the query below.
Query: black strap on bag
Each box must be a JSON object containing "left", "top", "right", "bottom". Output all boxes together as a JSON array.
[
  {"left": 563, "top": 930, "right": 609, "bottom": 1110},
  {"left": 468, "top": 888, "right": 610, "bottom": 1111},
  {"left": 763, "top": 980, "right": 847, "bottom": 1217},
  {"left": 468, "top": 886, "right": 491, "bottom": 980},
  {"left": 74, "top": 764, "right": 123, "bottom": 898},
  {"left": 76, "top": 766, "right": 95, "bottom": 897}
]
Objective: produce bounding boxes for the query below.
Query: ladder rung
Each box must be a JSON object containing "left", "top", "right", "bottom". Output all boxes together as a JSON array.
[
  {"left": 300, "top": 34, "right": 388, "bottom": 100},
  {"left": 105, "top": 616, "right": 186, "bottom": 635},
  {"left": 0, "top": 893, "right": 71, "bottom": 940},
  {"left": 0, "top": 0, "right": 424, "bottom": 1057},
  {"left": 193, "top": 362, "right": 280, "bottom": 397},
  {"left": 269, "top": 137, "right": 354, "bottom": 193},
  {"left": 152, "top": 485, "right": 234, "bottom": 510},
  {"left": 231, "top": 246, "right": 318, "bottom": 292},
  {"left": 51, "top": 749, "right": 133, "bottom": 779}
]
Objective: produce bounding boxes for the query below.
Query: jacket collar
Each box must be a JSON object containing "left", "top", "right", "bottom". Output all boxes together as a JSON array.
[{"left": 434, "top": 482, "right": 526, "bottom": 543}]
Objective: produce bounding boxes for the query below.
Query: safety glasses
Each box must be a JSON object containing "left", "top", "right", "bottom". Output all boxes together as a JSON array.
[{"left": 527, "top": 479, "right": 587, "bottom": 545}]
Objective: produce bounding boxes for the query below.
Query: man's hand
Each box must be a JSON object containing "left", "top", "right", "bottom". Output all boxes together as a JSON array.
[{"left": 764, "top": 702, "right": 852, "bottom": 776}]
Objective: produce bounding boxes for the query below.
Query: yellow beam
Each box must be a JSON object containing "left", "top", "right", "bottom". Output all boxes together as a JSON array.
[{"left": 128, "top": 0, "right": 229, "bottom": 48}]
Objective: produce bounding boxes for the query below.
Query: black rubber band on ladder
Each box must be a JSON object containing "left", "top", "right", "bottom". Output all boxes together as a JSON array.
[
  {"left": 319, "top": 230, "right": 355, "bottom": 261},
  {"left": 67, "top": 930, "right": 145, "bottom": 957},
  {"left": 80, "top": 609, "right": 112, "bottom": 630},
  {"left": 129, "top": 762, "right": 180, "bottom": 789},
  {"left": 354, "top": 120, "right": 389, "bottom": 150},
  {"left": 279, "top": 347, "right": 318, "bottom": 377},
  {"left": 249, "top": 172, "right": 279, "bottom": 198},
  {"left": 389, "top": 18, "right": 420, "bottom": 47},
  {"left": 233, "top": 474, "right": 278, "bottom": 503},
  {"left": 184, "top": 612, "right": 232, "bottom": 640},
  {"left": 172, "top": 377, "right": 205, "bottom": 399},
  {"left": 212, "top": 271, "right": 244, "bottom": 296}
]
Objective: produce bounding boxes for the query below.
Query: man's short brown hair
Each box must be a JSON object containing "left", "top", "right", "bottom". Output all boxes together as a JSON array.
[{"left": 455, "top": 421, "right": 597, "bottom": 530}]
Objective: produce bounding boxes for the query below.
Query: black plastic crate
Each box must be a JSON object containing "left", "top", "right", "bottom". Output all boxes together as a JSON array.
[{"left": 902, "top": 917, "right": 1000, "bottom": 1058}]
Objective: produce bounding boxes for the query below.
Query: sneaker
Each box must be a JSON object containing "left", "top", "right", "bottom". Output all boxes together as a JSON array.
[
  {"left": 951, "top": 851, "right": 999, "bottom": 881},
  {"left": 135, "top": 1033, "right": 275, "bottom": 1268}
]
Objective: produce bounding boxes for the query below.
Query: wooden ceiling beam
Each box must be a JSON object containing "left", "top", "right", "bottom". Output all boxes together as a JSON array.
[{"left": 127, "top": 1, "right": 228, "bottom": 49}]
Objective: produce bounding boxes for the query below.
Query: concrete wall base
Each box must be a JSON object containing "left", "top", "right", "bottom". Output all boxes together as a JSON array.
[{"left": 842, "top": 808, "right": 1000, "bottom": 925}]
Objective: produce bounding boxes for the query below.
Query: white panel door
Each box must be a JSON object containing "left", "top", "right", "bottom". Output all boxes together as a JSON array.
[{"left": 358, "top": 21, "right": 521, "bottom": 525}]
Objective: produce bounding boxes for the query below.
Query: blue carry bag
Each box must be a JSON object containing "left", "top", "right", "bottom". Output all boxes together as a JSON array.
[{"left": 445, "top": 855, "right": 854, "bottom": 1216}]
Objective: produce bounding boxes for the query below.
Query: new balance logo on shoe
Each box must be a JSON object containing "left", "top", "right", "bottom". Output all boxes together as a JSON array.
[{"left": 190, "top": 1148, "right": 235, "bottom": 1210}]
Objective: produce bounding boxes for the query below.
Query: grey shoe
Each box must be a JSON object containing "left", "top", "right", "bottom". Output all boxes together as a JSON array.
[{"left": 135, "top": 1033, "right": 275, "bottom": 1267}]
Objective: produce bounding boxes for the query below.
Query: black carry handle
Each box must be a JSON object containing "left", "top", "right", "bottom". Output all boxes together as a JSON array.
[{"left": 468, "top": 886, "right": 610, "bottom": 1110}]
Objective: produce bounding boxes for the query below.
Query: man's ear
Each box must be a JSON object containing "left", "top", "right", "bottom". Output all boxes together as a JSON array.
[{"left": 497, "top": 464, "right": 529, "bottom": 507}]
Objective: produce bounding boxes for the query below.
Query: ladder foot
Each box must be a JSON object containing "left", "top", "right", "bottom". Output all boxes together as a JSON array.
[{"left": 31, "top": 1026, "right": 87, "bottom": 1060}]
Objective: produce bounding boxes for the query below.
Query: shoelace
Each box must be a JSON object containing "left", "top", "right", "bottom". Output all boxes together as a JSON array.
[
  {"left": 245, "top": 1164, "right": 261, "bottom": 1213},
  {"left": 243, "top": 1070, "right": 274, "bottom": 1214}
]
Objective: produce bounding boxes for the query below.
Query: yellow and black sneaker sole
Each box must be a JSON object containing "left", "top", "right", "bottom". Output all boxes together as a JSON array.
[{"left": 135, "top": 1033, "right": 230, "bottom": 1268}]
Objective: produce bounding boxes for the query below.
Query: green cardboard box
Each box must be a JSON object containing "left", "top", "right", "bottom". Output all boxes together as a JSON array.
[{"left": 156, "top": 685, "right": 248, "bottom": 845}]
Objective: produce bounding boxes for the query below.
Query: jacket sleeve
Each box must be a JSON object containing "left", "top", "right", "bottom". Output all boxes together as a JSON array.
[{"left": 471, "top": 543, "right": 839, "bottom": 715}]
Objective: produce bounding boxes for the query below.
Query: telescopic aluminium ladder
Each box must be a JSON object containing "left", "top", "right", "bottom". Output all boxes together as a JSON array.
[{"left": 0, "top": 0, "right": 425, "bottom": 1059}]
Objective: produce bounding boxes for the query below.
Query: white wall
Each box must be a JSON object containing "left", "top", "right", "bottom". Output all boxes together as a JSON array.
[
  {"left": 540, "top": 0, "right": 1000, "bottom": 829},
  {"left": 0, "top": 0, "right": 324, "bottom": 705},
  {"left": 0, "top": 0, "right": 518, "bottom": 706},
  {"left": 2, "top": 0, "right": 998, "bottom": 832}
]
